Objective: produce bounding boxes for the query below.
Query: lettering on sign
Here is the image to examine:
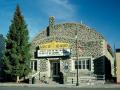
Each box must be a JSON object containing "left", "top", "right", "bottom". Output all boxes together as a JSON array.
[{"left": 39, "top": 41, "right": 69, "bottom": 50}]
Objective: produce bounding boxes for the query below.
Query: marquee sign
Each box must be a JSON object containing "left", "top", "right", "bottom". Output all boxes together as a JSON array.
[
  {"left": 37, "top": 49, "right": 70, "bottom": 57},
  {"left": 37, "top": 41, "right": 70, "bottom": 57},
  {"left": 39, "top": 41, "right": 69, "bottom": 50}
]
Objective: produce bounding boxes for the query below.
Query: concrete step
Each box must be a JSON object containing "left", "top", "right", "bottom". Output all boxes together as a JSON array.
[{"left": 48, "top": 79, "right": 60, "bottom": 85}]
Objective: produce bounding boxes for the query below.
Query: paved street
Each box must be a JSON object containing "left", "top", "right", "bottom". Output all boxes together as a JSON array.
[
  {"left": 0, "top": 86, "right": 120, "bottom": 90},
  {"left": 0, "top": 83, "right": 120, "bottom": 90}
]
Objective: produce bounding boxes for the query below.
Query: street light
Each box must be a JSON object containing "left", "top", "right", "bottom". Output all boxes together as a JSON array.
[{"left": 75, "top": 30, "right": 79, "bottom": 86}]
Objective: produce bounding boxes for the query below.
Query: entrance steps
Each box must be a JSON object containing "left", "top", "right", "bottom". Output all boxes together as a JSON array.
[
  {"left": 37, "top": 78, "right": 60, "bottom": 85},
  {"left": 48, "top": 78, "right": 60, "bottom": 85}
]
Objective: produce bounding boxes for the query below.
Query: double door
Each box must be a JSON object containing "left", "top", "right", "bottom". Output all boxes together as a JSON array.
[{"left": 51, "top": 61, "right": 60, "bottom": 78}]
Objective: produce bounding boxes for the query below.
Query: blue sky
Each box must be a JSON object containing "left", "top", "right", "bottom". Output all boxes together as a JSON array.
[{"left": 0, "top": 0, "right": 120, "bottom": 49}]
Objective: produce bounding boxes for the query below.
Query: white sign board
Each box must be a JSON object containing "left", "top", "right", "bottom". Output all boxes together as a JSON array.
[{"left": 37, "top": 49, "right": 70, "bottom": 57}]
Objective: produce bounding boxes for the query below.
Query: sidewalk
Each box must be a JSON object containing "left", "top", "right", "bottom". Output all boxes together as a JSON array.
[{"left": 0, "top": 83, "right": 120, "bottom": 88}]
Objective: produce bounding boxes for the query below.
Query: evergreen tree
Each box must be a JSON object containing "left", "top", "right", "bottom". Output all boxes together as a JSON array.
[{"left": 2, "top": 5, "right": 31, "bottom": 83}]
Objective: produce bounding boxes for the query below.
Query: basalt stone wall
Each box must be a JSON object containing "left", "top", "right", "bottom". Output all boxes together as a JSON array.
[{"left": 31, "top": 23, "right": 104, "bottom": 59}]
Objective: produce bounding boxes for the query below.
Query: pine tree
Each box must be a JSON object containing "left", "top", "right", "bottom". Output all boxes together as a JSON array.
[{"left": 2, "top": 5, "right": 31, "bottom": 83}]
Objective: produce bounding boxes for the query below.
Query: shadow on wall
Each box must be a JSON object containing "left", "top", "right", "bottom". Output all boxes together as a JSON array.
[
  {"left": 93, "top": 56, "right": 112, "bottom": 81},
  {"left": 59, "top": 72, "right": 64, "bottom": 84}
]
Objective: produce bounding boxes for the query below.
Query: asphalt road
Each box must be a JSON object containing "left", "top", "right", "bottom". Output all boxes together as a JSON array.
[{"left": 0, "top": 86, "right": 120, "bottom": 90}]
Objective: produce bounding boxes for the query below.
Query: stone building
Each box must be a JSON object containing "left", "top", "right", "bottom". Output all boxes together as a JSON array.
[
  {"left": 116, "top": 49, "right": 120, "bottom": 84},
  {"left": 29, "top": 17, "right": 114, "bottom": 84}
]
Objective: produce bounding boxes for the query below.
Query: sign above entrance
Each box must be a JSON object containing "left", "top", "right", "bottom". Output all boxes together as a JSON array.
[
  {"left": 37, "top": 41, "right": 70, "bottom": 57},
  {"left": 39, "top": 41, "right": 70, "bottom": 50},
  {"left": 37, "top": 49, "right": 70, "bottom": 57}
]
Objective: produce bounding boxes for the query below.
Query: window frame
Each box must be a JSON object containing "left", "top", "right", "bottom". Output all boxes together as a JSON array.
[{"left": 74, "top": 57, "right": 91, "bottom": 71}]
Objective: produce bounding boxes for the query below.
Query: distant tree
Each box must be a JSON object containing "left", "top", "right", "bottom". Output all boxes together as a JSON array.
[{"left": 2, "top": 5, "right": 31, "bottom": 83}]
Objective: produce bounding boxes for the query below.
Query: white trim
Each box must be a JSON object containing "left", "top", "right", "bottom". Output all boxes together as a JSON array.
[
  {"left": 85, "top": 60, "right": 86, "bottom": 69},
  {"left": 47, "top": 60, "right": 50, "bottom": 77},
  {"left": 32, "top": 61, "right": 35, "bottom": 71},
  {"left": 31, "top": 59, "right": 38, "bottom": 61},
  {"left": 30, "top": 59, "right": 39, "bottom": 71}
]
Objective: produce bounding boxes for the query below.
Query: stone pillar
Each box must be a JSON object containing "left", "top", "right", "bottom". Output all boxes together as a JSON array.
[
  {"left": 37, "top": 60, "right": 39, "bottom": 71},
  {"left": 91, "top": 58, "right": 94, "bottom": 72},
  {"left": 47, "top": 60, "right": 50, "bottom": 77}
]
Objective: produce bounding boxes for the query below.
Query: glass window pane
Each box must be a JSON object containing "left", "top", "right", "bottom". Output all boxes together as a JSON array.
[
  {"left": 75, "top": 65, "right": 77, "bottom": 69},
  {"left": 86, "top": 60, "right": 88, "bottom": 65},
  {"left": 87, "top": 59, "right": 91, "bottom": 70},
  {"left": 87, "top": 60, "right": 90, "bottom": 65},
  {"left": 89, "top": 60, "right": 91, "bottom": 70},
  {"left": 83, "top": 60, "right": 85, "bottom": 64},
  {"left": 34, "top": 61, "right": 37, "bottom": 71},
  {"left": 83, "top": 64, "right": 85, "bottom": 69},
  {"left": 79, "top": 61, "right": 81, "bottom": 64},
  {"left": 75, "top": 61, "right": 77, "bottom": 65},
  {"left": 87, "top": 65, "right": 89, "bottom": 69},
  {"left": 79, "top": 65, "right": 81, "bottom": 69},
  {"left": 31, "top": 62, "right": 33, "bottom": 69}
]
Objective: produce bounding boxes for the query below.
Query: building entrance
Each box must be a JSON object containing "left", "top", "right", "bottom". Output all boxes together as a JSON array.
[{"left": 50, "top": 61, "right": 60, "bottom": 82}]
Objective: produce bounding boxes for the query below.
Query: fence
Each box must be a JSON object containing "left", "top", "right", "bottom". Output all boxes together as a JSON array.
[{"left": 66, "top": 74, "right": 105, "bottom": 85}]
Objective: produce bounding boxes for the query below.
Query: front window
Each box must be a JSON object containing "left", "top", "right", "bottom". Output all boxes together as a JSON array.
[
  {"left": 30, "top": 60, "right": 37, "bottom": 71},
  {"left": 75, "top": 58, "right": 91, "bottom": 70}
]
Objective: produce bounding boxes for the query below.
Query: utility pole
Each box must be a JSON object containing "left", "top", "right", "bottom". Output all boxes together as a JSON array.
[{"left": 75, "top": 30, "right": 79, "bottom": 86}]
